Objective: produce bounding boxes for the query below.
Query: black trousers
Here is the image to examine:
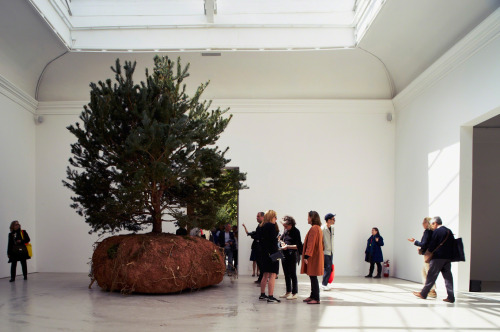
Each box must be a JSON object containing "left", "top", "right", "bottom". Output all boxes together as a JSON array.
[
  {"left": 11, "top": 260, "right": 27, "bottom": 280},
  {"left": 256, "top": 248, "right": 264, "bottom": 282},
  {"left": 369, "top": 262, "right": 382, "bottom": 276},
  {"left": 309, "top": 276, "right": 320, "bottom": 301},
  {"left": 281, "top": 251, "right": 298, "bottom": 294}
]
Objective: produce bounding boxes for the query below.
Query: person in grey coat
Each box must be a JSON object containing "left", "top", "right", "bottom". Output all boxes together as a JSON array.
[{"left": 321, "top": 213, "right": 335, "bottom": 290}]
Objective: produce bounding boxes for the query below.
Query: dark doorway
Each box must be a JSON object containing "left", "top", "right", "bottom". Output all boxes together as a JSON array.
[{"left": 470, "top": 115, "right": 500, "bottom": 291}]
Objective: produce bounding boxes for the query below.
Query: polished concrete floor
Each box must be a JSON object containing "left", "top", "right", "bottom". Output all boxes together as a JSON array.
[{"left": 1, "top": 273, "right": 499, "bottom": 332}]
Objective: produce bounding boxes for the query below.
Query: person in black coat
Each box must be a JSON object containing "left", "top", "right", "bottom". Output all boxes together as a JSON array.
[
  {"left": 259, "top": 210, "right": 281, "bottom": 303},
  {"left": 408, "top": 217, "right": 436, "bottom": 297},
  {"left": 278, "top": 215, "right": 302, "bottom": 300},
  {"left": 7, "top": 220, "right": 31, "bottom": 282},
  {"left": 242, "top": 212, "right": 265, "bottom": 278},
  {"left": 413, "top": 216, "right": 456, "bottom": 303},
  {"left": 364, "top": 227, "right": 384, "bottom": 278}
]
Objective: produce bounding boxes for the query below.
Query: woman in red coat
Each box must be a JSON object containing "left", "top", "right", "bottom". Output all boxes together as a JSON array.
[{"left": 301, "top": 211, "right": 324, "bottom": 304}]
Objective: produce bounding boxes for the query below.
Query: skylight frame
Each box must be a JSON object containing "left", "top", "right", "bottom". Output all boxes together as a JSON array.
[{"left": 29, "top": 0, "right": 385, "bottom": 51}]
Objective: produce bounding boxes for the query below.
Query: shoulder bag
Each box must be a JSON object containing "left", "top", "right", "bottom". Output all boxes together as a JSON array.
[
  {"left": 20, "top": 230, "right": 32, "bottom": 258},
  {"left": 424, "top": 230, "right": 450, "bottom": 263}
]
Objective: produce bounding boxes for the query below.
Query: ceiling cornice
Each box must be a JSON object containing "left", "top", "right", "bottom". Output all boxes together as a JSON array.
[
  {"left": 0, "top": 74, "right": 38, "bottom": 114},
  {"left": 37, "top": 99, "right": 394, "bottom": 115},
  {"left": 393, "top": 8, "right": 500, "bottom": 112}
]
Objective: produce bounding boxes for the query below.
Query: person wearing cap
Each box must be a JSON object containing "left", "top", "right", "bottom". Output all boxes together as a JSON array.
[{"left": 321, "top": 213, "right": 335, "bottom": 291}]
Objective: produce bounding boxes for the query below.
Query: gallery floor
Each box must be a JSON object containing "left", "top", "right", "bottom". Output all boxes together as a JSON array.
[{"left": 1, "top": 273, "right": 499, "bottom": 332}]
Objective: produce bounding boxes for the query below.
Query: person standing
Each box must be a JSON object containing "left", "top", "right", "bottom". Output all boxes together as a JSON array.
[
  {"left": 232, "top": 225, "right": 238, "bottom": 270},
  {"left": 175, "top": 224, "right": 187, "bottom": 236},
  {"left": 259, "top": 210, "right": 281, "bottom": 303},
  {"left": 218, "top": 223, "right": 236, "bottom": 274},
  {"left": 301, "top": 211, "right": 324, "bottom": 304},
  {"left": 279, "top": 215, "right": 302, "bottom": 300},
  {"left": 413, "top": 216, "right": 456, "bottom": 303},
  {"left": 242, "top": 212, "right": 264, "bottom": 278},
  {"left": 321, "top": 213, "right": 335, "bottom": 291},
  {"left": 408, "top": 217, "right": 436, "bottom": 297},
  {"left": 364, "top": 227, "right": 384, "bottom": 278},
  {"left": 7, "top": 220, "right": 31, "bottom": 282}
]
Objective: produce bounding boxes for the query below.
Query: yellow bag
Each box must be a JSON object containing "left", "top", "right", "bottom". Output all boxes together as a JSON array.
[
  {"left": 25, "top": 243, "right": 33, "bottom": 258},
  {"left": 20, "top": 230, "right": 33, "bottom": 258}
]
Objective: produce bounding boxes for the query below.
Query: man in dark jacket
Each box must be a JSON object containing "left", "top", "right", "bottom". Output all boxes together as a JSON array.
[
  {"left": 218, "top": 223, "right": 236, "bottom": 273},
  {"left": 413, "top": 216, "right": 455, "bottom": 303}
]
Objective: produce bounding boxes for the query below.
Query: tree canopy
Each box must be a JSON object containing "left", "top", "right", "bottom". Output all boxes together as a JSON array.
[{"left": 64, "top": 56, "right": 246, "bottom": 235}]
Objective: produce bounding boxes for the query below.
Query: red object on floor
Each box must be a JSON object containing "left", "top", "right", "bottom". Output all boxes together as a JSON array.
[{"left": 328, "top": 264, "right": 335, "bottom": 283}]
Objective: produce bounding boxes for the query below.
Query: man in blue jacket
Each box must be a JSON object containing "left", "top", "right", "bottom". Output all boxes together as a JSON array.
[{"left": 413, "top": 216, "right": 455, "bottom": 303}]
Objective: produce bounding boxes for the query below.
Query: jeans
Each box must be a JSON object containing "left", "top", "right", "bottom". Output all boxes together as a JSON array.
[
  {"left": 322, "top": 254, "right": 333, "bottom": 286},
  {"left": 224, "top": 247, "right": 234, "bottom": 270},
  {"left": 281, "top": 251, "right": 298, "bottom": 294},
  {"left": 309, "top": 276, "right": 320, "bottom": 301}
]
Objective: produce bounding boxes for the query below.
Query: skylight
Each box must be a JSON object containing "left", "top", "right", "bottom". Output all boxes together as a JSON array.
[{"left": 28, "top": 0, "right": 385, "bottom": 51}]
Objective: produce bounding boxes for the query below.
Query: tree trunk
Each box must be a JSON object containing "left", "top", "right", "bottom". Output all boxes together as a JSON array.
[
  {"left": 151, "top": 191, "right": 163, "bottom": 233},
  {"left": 152, "top": 217, "right": 162, "bottom": 233}
]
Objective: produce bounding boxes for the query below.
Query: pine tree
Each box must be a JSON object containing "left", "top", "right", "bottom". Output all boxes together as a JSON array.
[{"left": 64, "top": 56, "right": 246, "bottom": 235}]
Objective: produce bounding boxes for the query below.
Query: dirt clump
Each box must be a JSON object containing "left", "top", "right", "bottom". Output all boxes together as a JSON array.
[{"left": 92, "top": 233, "right": 225, "bottom": 294}]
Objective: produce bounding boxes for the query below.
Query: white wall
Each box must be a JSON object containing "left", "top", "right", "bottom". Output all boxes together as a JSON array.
[
  {"left": 470, "top": 127, "right": 500, "bottom": 282},
  {"left": 0, "top": 79, "right": 37, "bottom": 278},
  {"left": 36, "top": 100, "right": 395, "bottom": 275},
  {"left": 393, "top": 28, "right": 500, "bottom": 290}
]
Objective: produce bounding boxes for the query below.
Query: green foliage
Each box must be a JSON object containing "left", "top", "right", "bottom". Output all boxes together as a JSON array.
[{"left": 64, "top": 56, "right": 246, "bottom": 234}]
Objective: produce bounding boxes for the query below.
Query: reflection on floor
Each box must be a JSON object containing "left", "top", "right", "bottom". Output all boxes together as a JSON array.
[{"left": 1, "top": 273, "right": 499, "bottom": 331}]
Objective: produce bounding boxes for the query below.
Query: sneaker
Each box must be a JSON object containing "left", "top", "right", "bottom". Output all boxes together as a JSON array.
[
  {"left": 428, "top": 290, "right": 437, "bottom": 298},
  {"left": 286, "top": 294, "right": 298, "bottom": 300},
  {"left": 365, "top": 274, "right": 372, "bottom": 278},
  {"left": 259, "top": 294, "right": 268, "bottom": 301},
  {"left": 373, "top": 275, "right": 381, "bottom": 279},
  {"left": 279, "top": 293, "right": 291, "bottom": 298},
  {"left": 267, "top": 296, "right": 281, "bottom": 303},
  {"left": 321, "top": 284, "right": 332, "bottom": 291}
]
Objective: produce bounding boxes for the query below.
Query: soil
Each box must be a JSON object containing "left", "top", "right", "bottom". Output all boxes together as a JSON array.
[{"left": 91, "top": 233, "right": 225, "bottom": 294}]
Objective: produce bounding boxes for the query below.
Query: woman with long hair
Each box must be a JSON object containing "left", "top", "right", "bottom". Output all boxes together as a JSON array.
[
  {"left": 7, "top": 220, "right": 31, "bottom": 282},
  {"left": 279, "top": 215, "right": 302, "bottom": 300},
  {"left": 301, "top": 211, "right": 324, "bottom": 304},
  {"left": 259, "top": 210, "right": 281, "bottom": 303},
  {"left": 364, "top": 227, "right": 384, "bottom": 278},
  {"left": 408, "top": 217, "right": 436, "bottom": 297}
]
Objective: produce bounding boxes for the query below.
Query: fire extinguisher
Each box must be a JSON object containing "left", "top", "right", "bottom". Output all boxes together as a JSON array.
[{"left": 383, "top": 260, "right": 390, "bottom": 277}]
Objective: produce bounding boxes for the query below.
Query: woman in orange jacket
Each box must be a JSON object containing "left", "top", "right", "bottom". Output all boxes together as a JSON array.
[{"left": 301, "top": 211, "right": 324, "bottom": 304}]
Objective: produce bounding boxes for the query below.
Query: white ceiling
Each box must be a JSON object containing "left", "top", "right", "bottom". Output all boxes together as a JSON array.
[
  {"left": 358, "top": 0, "right": 500, "bottom": 95},
  {"left": 0, "top": 0, "right": 498, "bottom": 101}
]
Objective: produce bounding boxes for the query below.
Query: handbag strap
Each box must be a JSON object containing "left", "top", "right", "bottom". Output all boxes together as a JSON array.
[{"left": 430, "top": 230, "right": 450, "bottom": 254}]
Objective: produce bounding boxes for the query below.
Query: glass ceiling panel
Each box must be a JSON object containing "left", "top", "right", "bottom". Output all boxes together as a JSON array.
[
  {"left": 68, "top": 0, "right": 356, "bottom": 27},
  {"left": 30, "top": 0, "right": 382, "bottom": 51}
]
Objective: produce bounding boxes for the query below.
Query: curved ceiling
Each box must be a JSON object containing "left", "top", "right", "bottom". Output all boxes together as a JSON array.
[
  {"left": 358, "top": 0, "right": 500, "bottom": 95},
  {"left": 0, "top": 0, "right": 66, "bottom": 98},
  {"left": 36, "top": 50, "right": 392, "bottom": 101}
]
